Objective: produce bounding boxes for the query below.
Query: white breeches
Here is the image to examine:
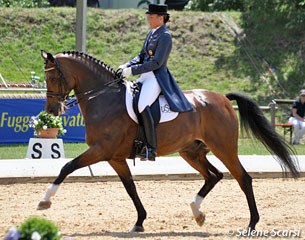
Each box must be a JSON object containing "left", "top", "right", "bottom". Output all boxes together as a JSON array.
[
  {"left": 136, "top": 71, "right": 162, "bottom": 113},
  {"left": 288, "top": 117, "right": 305, "bottom": 143}
]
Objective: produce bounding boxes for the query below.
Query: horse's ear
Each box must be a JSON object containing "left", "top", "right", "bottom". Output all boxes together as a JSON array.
[{"left": 41, "top": 50, "right": 55, "bottom": 63}]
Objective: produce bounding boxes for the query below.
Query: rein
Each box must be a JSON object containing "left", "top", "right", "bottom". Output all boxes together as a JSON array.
[
  {"left": 66, "top": 77, "right": 123, "bottom": 109},
  {"left": 44, "top": 57, "right": 123, "bottom": 109}
]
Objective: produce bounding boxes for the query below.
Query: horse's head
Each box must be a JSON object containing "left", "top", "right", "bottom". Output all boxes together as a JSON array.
[{"left": 41, "top": 50, "right": 73, "bottom": 116}]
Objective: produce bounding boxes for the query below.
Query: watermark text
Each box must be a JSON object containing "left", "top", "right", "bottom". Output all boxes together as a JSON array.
[{"left": 227, "top": 228, "right": 302, "bottom": 238}]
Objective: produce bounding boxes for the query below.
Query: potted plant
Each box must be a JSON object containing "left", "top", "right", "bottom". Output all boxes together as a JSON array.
[
  {"left": 29, "top": 111, "right": 66, "bottom": 138},
  {"left": 3, "top": 217, "right": 62, "bottom": 240}
]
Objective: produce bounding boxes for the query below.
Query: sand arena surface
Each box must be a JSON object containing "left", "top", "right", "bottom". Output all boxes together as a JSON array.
[{"left": 0, "top": 178, "right": 304, "bottom": 239}]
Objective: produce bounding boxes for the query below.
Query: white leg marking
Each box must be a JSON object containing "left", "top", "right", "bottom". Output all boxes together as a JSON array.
[
  {"left": 190, "top": 194, "right": 203, "bottom": 217},
  {"left": 190, "top": 194, "right": 205, "bottom": 226},
  {"left": 42, "top": 184, "right": 59, "bottom": 201}
]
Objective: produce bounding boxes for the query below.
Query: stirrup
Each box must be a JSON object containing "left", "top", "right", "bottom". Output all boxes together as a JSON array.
[{"left": 138, "top": 146, "right": 156, "bottom": 161}]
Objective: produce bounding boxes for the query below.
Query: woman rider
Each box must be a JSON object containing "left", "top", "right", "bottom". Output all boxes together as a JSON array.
[{"left": 118, "top": 4, "right": 192, "bottom": 161}]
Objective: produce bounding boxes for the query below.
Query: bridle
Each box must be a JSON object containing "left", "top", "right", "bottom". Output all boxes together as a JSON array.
[
  {"left": 44, "top": 57, "right": 70, "bottom": 102},
  {"left": 44, "top": 57, "right": 124, "bottom": 109}
]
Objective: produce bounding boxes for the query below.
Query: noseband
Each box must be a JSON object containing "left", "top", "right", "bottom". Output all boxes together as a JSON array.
[{"left": 44, "top": 57, "right": 69, "bottom": 102}]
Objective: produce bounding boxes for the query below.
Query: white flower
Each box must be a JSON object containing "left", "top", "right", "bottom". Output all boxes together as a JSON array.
[
  {"left": 28, "top": 110, "right": 66, "bottom": 136},
  {"left": 63, "top": 129, "right": 67, "bottom": 133},
  {"left": 31, "top": 231, "right": 41, "bottom": 240}
]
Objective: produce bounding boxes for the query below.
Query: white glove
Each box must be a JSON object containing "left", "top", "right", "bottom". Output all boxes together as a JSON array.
[
  {"left": 118, "top": 64, "right": 128, "bottom": 70},
  {"left": 122, "top": 67, "right": 132, "bottom": 78}
]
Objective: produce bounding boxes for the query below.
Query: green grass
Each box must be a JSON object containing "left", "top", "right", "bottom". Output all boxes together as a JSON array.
[
  {"left": 1, "top": 137, "right": 305, "bottom": 159},
  {"left": 0, "top": 8, "right": 304, "bottom": 104},
  {"left": 0, "top": 143, "right": 88, "bottom": 159}
]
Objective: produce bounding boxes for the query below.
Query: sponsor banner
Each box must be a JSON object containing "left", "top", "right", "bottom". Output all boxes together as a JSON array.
[{"left": 0, "top": 99, "right": 85, "bottom": 144}]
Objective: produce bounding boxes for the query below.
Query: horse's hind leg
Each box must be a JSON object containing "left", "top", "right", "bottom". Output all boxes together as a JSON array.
[
  {"left": 210, "top": 142, "right": 259, "bottom": 229},
  {"left": 203, "top": 137, "right": 259, "bottom": 229},
  {"left": 222, "top": 157, "right": 259, "bottom": 230},
  {"left": 179, "top": 141, "right": 223, "bottom": 226},
  {"left": 108, "top": 159, "right": 147, "bottom": 232}
]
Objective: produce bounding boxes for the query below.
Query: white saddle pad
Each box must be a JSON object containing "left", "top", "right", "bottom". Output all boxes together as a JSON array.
[{"left": 124, "top": 81, "right": 179, "bottom": 124}]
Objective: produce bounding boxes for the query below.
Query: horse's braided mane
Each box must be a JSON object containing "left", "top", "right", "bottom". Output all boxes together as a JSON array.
[{"left": 61, "top": 50, "right": 117, "bottom": 77}]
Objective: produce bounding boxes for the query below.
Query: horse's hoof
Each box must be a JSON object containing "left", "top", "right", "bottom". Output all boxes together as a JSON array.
[
  {"left": 194, "top": 212, "right": 205, "bottom": 226},
  {"left": 37, "top": 200, "right": 52, "bottom": 210},
  {"left": 130, "top": 225, "right": 144, "bottom": 232}
]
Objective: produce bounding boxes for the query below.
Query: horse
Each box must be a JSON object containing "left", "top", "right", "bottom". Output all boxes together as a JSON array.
[{"left": 38, "top": 50, "right": 299, "bottom": 232}]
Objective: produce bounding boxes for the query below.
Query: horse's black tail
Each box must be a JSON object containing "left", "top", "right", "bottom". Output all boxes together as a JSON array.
[{"left": 226, "top": 92, "right": 300, "bottom": 178}]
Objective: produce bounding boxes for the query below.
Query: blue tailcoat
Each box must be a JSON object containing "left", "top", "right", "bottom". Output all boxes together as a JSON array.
[{"left": 127, "top": 24, "right": 192, "bottom": 112}]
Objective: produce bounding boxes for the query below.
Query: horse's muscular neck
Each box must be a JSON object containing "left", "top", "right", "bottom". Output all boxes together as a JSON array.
[
  {"left": 58, "top": 54, "right": 123, "bottom": 125},
  {"left": 57, "top": 55, "right": 115, "bottom": 97}
]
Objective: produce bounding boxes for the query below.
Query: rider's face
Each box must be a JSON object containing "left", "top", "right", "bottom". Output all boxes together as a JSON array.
[{"left": 146, "top": 14, "right": 164, "bottom": 29}]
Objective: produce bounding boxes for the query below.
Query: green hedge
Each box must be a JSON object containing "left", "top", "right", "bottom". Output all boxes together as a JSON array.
[{"left": 0, "top": 0, "right": 49, "bottom": 7}]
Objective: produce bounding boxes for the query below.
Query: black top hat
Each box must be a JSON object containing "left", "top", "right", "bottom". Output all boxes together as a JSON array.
[{"left": 146, "top": 4, "right": 169, "bottom": 15}]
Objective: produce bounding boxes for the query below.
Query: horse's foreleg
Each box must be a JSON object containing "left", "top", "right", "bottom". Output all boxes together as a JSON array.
[
  {"left": 108, "top": 159, "right": 147, "bottom": 232},
  {"left": 37, "top": 157, "right": 82, "bottom": 210},
  {"left": 37, "top": 146, "right": 100, "bottom": 210}
]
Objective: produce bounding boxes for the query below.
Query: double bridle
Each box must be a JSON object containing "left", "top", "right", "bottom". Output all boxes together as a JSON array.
[
  {"left": 45, "top": 57, "right": 70, "bottom": 102},
  {"left": 44, "top": 57, "right": 124, "bottom": 108}
]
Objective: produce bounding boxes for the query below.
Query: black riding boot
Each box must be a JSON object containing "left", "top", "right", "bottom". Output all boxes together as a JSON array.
[{"left": 139, "top": 106, "right": 157, "bottom": 161}]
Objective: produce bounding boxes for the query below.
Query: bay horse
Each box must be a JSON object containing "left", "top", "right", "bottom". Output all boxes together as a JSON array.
[{"left": 38, "top": 50, "right": 299, "bottom": 232}]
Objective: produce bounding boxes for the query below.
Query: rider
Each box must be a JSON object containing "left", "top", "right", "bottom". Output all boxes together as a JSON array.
[
  {"left": 118, "top": 3, "right": 192, "bottom": 161},
  {"left": 288, "top": 89, "right": 305, "bottom": 144}
]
